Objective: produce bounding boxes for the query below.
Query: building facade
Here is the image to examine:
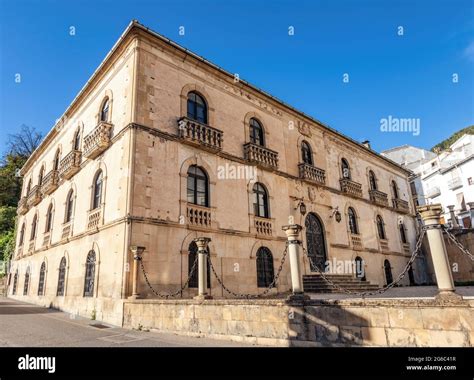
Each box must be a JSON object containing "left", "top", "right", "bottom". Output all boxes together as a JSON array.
[
  {"left": 8, "top": 21, "right": 421, "bottom": 324},
  {"left": 383, "top": 135, "right": 474, "bottom": 228}
]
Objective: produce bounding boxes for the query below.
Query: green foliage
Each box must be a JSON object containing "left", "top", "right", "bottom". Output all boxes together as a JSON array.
[
  {"left": 431, "top": 125, "right": 474, "bottom": 152},
  {"left": 0, "top": 154, "right": 26, "bottom": 207},
  {"left": 0, "top": 229, "right": 15, "bottom": 264},
  {"left": 0, "top": 206, "right": 17, "bottom": 234}
]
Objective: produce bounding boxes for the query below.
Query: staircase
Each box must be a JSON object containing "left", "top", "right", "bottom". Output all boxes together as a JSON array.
[{"left": 303, "top": 273, "right": 379, "bottom": 293}]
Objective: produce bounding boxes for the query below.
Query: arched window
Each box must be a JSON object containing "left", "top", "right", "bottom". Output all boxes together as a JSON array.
[
  {"left": 23, "top": 267, "right": 30, "bottom": 295},
  {"left": 83, "top": 251, "right": 96, "bottom": 297},
  {"left": 57, "top": 257, "right": 66, "bottom": 296},
  {"left": 256, "top": 247, "right": 274, "bottom": 288},
  {"left": 305, "top": 213, "right": 327, "bottom": 271},
  {"left": 369, "top": 170, "right": 377, "bottom": 191},
  {"left": 73, "top": 129, "right": 81, "bottom": 151},
  {"left": 341, "top": 158, "right": 351, "bottom": 179},
  {"left": 301, "top": 141, "right": 313, "bottom": 165},
  {"left": 12, "top": 270, "right": 18, "bottom": 295},
  {"left": 100, "top": 98, "right": 110, "bottom": 122},
  {"left": 187, "top": 92, "right": 207, "bottom": 124},
  {"left": 376, "top": 215, "right": 386, "bottom": 240},
  {"left": 30, "top": 215, "right": 37, "bottom": 241},
  {"left": 54, "top": 149, "right": 61, "bottom": 171},
  {"left": 26, "top": 178, "right": 32, "bottom": 196},
  {"left": 253, "top": 183, "right": 269, "bottom": 218},
  {"left": 348, "top": 207, "right": 358, "bottom": 234},
  {"left": 188, "top": 241, "right": 210, "bottom": 289},
  {"left": 391, "top": 180, "right": 399, "bottom": 199},
  {"left": 19, "top": 223, "right": 25, "bottom": 246},
  {"left": 38, "top": 166, "right": 44, "bottom": 186},
  {"left": 65, "top": 190, "right": 74, "bottom": 223},
  {"left": 249, "top": 118, "right": 264, "bottom": 146},
  {"left": 399, "top": 223, "right": 407, "bottom": 244},
  {"left": 187, "top": 166, "right": 209, "bottom": 207},
  {"left": 92, "top": 171, "right": 103, "bottom": 210},
  {"left": 45, "top": 204, "right": 53, "bottom": 233},
  {"left": 38, "top": 262, "right": 46, "bottom": 296},
  {"left": 384, "top": 260, "right": 393, "bottom": 285}
]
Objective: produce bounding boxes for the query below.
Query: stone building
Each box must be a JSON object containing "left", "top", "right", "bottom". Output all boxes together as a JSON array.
[{"left": 8, "top": 21, "right": 422, "bottom": 324}]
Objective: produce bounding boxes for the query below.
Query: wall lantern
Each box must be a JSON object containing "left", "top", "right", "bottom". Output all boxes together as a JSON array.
[
  {"left": 294, "top": 198, "right": 307, "bottom": 216},
  {"left": 330, "top": 206, "right": 342, "bottom": 223}
]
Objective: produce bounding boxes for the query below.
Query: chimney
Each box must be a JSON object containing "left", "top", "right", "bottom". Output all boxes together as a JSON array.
[{"left": 362, "top": 140, "right": 371, "bottom": 149}]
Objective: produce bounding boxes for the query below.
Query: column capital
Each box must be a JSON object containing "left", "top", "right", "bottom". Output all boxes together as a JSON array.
[
  {"left": 417, "top": 204, "right": 443, "bottom": 225},
  {"left": 130, "top": 245, "right": 145, "bottom": 259},
  {"left": 447, "top": 205, "right": 455, "bottom": 211},
  {"left": 193, "top": 237, "right": 211, "bottom": 250},
  {"left": 282, "top": 224, "right": 303, "bottom": 239}
]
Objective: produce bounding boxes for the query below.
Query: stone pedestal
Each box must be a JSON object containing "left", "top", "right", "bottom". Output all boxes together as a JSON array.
[
  {"left": 282, "top": 224, "right": 309, "bottom": 302},
  {"left": 417, "top": 204, "right": 462, "bottom": 302},
  {"left": 128, "top": 246, "right": 145, "bottom": 300},
  {"left": 193, "top": 237, "right": 212, "bottom": 300}
]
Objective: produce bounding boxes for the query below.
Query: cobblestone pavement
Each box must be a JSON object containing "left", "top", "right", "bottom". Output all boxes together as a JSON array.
[{"left": 0, "top": 297, "right": 253, "bottom": 347}]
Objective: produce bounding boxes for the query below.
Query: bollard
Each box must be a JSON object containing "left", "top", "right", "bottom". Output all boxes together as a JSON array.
[
  {"left": 282, "top": 224, "right": 309, "bottom": 302},
  {"left": 193, "top": 237, "right": 212, "bottom": 300},
  {"left": 129, "top": 246, "right": 145, "bottom": 299},
  {"left": 417, "top": 204, "right": 462, "bottom": 301}
]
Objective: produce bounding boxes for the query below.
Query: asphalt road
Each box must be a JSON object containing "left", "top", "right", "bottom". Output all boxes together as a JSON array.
[{"left": 0, "top": 297, "right": 251, "bottom": 347}]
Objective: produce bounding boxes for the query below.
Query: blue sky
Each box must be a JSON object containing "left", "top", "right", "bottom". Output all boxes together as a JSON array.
[{"left": 1, "top": 0, "right": 473, "bottom": 154}]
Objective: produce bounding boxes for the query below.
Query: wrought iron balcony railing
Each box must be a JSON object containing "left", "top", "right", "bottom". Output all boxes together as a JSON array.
[
  {"left": 83, "top": 121, "right": 113, "bottom": 159},
  {"left": 178, "top": 117, "right": 223, "bottom": 152},
  {"left": 298, "top": 163, "right": 326, "bottom": 185}
]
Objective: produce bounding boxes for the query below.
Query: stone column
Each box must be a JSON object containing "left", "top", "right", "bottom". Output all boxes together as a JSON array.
[
  {"left": 282, "top": 224, "right": 309, "bottom": 302},
  {"left": 417, "top": 204, "right": 461, "bottom": 301},
  {"left": 193, "top": 237, "right": 212, "bottom": 300},
  {"left": 129, "top": 246, "right": 145, "bottom": 299},
  {"left": 447, "top": 205, "right": 459, "bottom": 228},
  {"left": 468, "top": 202, "right": 474, "bottom": 227}
]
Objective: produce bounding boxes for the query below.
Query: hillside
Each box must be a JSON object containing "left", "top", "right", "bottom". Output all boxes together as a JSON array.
[{"left": 431, "top": 125, "right": 474, "bottom": 152}]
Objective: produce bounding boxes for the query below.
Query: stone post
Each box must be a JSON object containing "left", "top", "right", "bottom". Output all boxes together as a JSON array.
[
  {"left": 282, "top": 224, "right": 309, "bottom": 302},
  {"left": 417, "top": 204, "right": 461, "bottom": 301},
  {"left": 194, "top": 237, "right": 212, "bottom": 300},
  {"left": 129, "top": 246, "right": 145, "bottom": 299},
  {"left": 447, "top": 205, "right": 459, "bottom": 228},
  {"left": 468, "top": 202, "right": 474, "bottom": 227}
]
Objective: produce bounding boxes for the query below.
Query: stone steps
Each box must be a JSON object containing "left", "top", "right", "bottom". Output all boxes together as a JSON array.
[{"left": 303, "top": 273, "right": 379, "bottom": 293}]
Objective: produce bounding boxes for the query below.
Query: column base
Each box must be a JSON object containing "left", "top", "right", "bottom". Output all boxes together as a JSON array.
[
  {"left": 128, "top": 294, "right": 142, "bottom": 300},
  {"left": 435, "top": 290, "right": 463, "bottom": 303},
  {"left": 286, "top": 293, "right": 310, "bottom": 304},
  {"left": 193, "top": 294, "right": 213, "bottom": 301}
]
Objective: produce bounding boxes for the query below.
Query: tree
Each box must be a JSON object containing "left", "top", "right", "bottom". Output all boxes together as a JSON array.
[
  {"left": 6, "top": 124, "right": 43, "bottom": 158},
  {"left": 0, "top": 206, "right": 17, "bottom": 234},
  {"left": 431, "top": 125, "right": 474, "bottom": 152},
  {"left": 0, "top": 154, "right": 27, "bottom": 207}
]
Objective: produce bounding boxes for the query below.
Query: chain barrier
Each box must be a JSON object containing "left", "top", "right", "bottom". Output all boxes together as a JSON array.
[
  {"left": 443, "top": 227, "right": 474, "bottom": 262},
  {"left": 140, "top": 252, "right": 199, "bottom": 298},
  {"left": 302, "top": 227, "right": 426, "bottom": 297},
  {"left": 206, "top": 242, "right": 289, "bottom": 299}
]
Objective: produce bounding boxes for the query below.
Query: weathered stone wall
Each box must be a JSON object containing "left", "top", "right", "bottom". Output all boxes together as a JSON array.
[
  {"left": 123, "top": 298, "right": 474, "bottom": 347},
  {"left": 423, "top": 230, "right": 474, "bottom": 284}
]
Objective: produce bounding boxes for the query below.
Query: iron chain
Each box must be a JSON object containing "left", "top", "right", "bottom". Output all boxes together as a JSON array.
[{"left": 443, "top": 227, "right": 474, "bottom": 261}]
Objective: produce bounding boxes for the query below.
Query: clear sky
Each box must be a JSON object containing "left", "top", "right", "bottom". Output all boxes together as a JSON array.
[{"left": 1, "top": 0, "right": 473, "bottom": 154}]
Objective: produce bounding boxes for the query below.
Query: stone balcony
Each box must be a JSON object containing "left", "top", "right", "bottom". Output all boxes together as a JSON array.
[
  {"left": 254, "top": 216, "right": 273, "bottom": 236},
  {"left": 18, "top": 197, "right": 28, "bottom": 215},
  {"left": 59, "top": 150, "right": 82, "bottom": 180},
  {"left": 27, "top": 240, "right": 35, "bottom": 255},
  {"left": 298, "top": 163, "right": 326, "bottom": 185},
  {"left": 380, "top": 239, "right": 389, "bottom": 252},
  {"left": 42, "top": 231, "right": 51, "bottom": 248},
  {"left": 41, "top": 170, "right": 59, "bottom": 195},
  {"left": 16, "top": 246, "right": 23, "bottom": 258},
  {"left": 83, "top": 121, "right": 113, "bottom": 159},
  {"left": 369, "top": 189, "right": 389, "bottom": 207},
  {"left": 350, "top": 233, "right": 363, "bottom": 250},
  {"left": 186, "top": 204, "right": 212, "bottom": 228},
  {"left": 26, "top": 185, "right": 42, "bottom": 208},
  {"left": 402, "top": 242, "right": 410, "bottom": 254},
  {"left": 178, "top": 117, "right": 223, "bottom": 152},
  {"left": 61, "top": 221, "right": 72, "bottom": 240},
  {"left": 392, "top": 198, "right": 410, "bottom": 214},
  {"left": 87, "top": 207, "right": 103, "bottom": 231},
  {"left": 340, "top": 178, "right": 363, "bottom": 198},
  {"left": 243, "top": 142, "right": 278, "bottom": 170}
]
